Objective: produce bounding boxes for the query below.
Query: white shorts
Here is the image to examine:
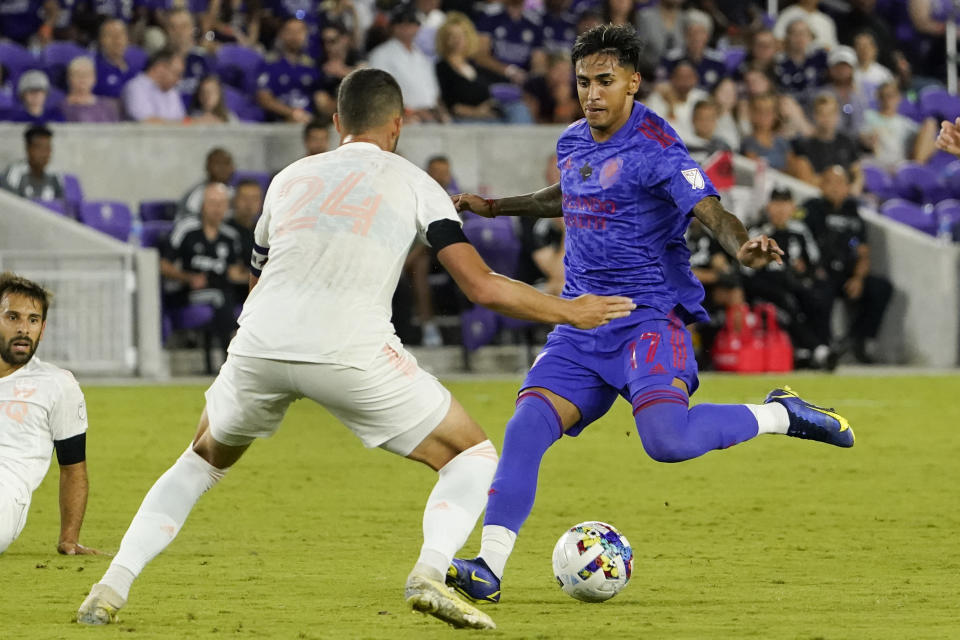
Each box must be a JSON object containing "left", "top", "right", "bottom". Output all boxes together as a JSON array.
[
  {"left": 0, "top": 487, "right": 29, "bottom": 554},
  {"left": 205, "top": 342, "right": 452, "bottom": 456}
]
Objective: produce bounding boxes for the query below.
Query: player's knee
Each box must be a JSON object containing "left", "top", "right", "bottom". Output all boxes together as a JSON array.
[
  {"left": 633, "top": 399, "right": 692, "bottom": 463},
  {"left": 638, "top": 432, "right": 693, "bottom": 463}
]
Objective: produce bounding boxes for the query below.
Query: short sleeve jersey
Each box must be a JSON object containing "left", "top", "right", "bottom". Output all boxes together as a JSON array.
[
  {"left": 555, "top": 102, "right": 718, "bottom": 332},
  {"left": 0, "top": 358, "right": 87, "bottom": 499},
  {"left": 93, "top": 52, "right": 140, "bottom": 99},
  {"left": 230, "top": 142, "right": 462, "bottom": 368},
  {"left": 474, "top": 6, "right": 544, "bottom": 70},
  {"left": 257, "top": 53, "right": 321, "bottom": 113},
  {"left": 800, "top": 195, "right": 866, "bottom": 278},
  {"left": 164, "top": 218, "right": 242, "bottom": 290}
]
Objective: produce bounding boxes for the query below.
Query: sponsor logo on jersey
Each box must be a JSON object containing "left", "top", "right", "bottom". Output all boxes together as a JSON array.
[{"left": 682, "top": 168, "right": 705, "bottom": 190}]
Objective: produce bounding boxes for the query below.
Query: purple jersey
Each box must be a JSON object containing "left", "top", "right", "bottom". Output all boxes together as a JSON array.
[
  {"left": 474, "top": 6, "right": 544, "bottom": 70},
  {"left": 93, "top": 53, "right": 139, "bottom": 99},
  {"left": 541, "top": 12, "right": 576, "bottom": 53},
  {"left": 774, "top": 50, "right": 827, "bottom": 96},
  {"left": 555, "top": 101, "right": 717, "bottom": 341},
  {"left": 0, "top": 0, "right": 44, "bottom": 44},
  {"left": 256, "top": 53, "right": 321, "bottom": 114}
]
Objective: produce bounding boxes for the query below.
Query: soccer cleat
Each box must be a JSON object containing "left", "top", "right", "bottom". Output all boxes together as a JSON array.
[
  {"left": 445, "top": 557, "right": 501, "bottom": 604},
  {"left": 764, "top": 386, "right": 854, "bottom": 448},
  {"left": 405, "top": 573, "right": 496, "bottom": 630},
  {"left": 76, "top": 583, "right": 125, "bottom": 625}
]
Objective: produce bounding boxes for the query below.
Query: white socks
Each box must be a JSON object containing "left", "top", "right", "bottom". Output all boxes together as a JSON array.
[
  {"left": 746, "top": 402, "right": 790, "bottom": 435},
  {"left": 100, "top": 446, "right": 228, "bottom": 600},
  {"left": 479, "top": 525, "right": 516, "bottom": 579},
  {"left": 415, "top": 440, "right": 498, "bottom": 579}
]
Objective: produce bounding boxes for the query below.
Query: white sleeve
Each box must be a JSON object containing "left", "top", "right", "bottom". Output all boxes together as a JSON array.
[
  {"left": 251, "top": 199, "right": 272, "bottom": 276},
  {"left": 49, "top": 373, "right": 88, "bottom": 442},
  {"left": 415, "top": 176, "right": 462, "bottom": 246}
]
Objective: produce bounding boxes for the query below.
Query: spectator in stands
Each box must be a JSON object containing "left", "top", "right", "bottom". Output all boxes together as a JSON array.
[
  {"left": 773, "top": 18, "right": 827, "bottom": 100},
  {"left": 256, "top": 18, "right": 330, "bottom": 123},
  {"left": 852, "top": 31, "right": 894, "bottom": 101},
  {"left": 523, "top": 52, "right": 581, "bottom": 125},
  {"left": 162, "top": 182, "right": 246, "bottom": 373},
  {"left": 822, "top": 45, "right": 870, "bottom": 134},
  {"left": 740, "top": 93, "right": 790, "bottom": 171},
  {"left": 188, "top": 75, "right": 237, "bottom": 123},
  {"left": 200, "top": 0, "right": 262, "bottom": 47},
  {"left": 736, "top": 28, "right": 778, "bottom": 79},
  {"left": 122, "top": 47, "right": 186, "bottom": 123},
  {"left": 835, "top": 0, "right": 897, "bottom": 69},
  {"left": 602, "top": 0, "right": 638, "bottom": 29},
  {"left": 426, "top": 155, "right": 457, "bottom": 195},
  {"left": 62, "top": 56, "right": 121, "bottom": 123},
  {"left": 644, "top": 59, "right": 708, "bottom": 143},
  {"left": 179, "top": 148, "right": 236, "bottom": 218},
  {"left": 0, "top": 63, "right": 15, "bottom": 114},
  {"left": 773, "top": 0, "right": 837, "bottom": 52},
  {"left": 685, "top": 99, "right": 731, "bottom": 164},
  {"left": 661, "top": 10, "right": 727, "bottom": 91},
  {"left": 319, "top": 0, "right": 368, "bottom": 52},
  {"left": 368, "top": 6, "right": 446, "bottom": 123},
  {"left": 0, "top": 124, "right": 64, "bottom": 203},
  {"left": 412, "top": 0, "right": 446, "bottom": 59},
  {"left": 6, "top": 70, "right": 63, "bottom": 124},
  {"left": 318, "top": 21, "right": 363, "bottom": 99},
  {"left": 787, "top": 93, "right": 863, "bottom": 193},
  {"left": 861, "top": 81, "right": 937, "bottom": 170},
  {"left": 710, "top": 77, "right": 740, "bottom": 151},
  {"left": 227, "top": 178, "right": 262, "bottom": 303},
  {"left": 94, "top": 19, "right": 141, "bottom": 100},
  {"left": 746, "top": 187, "right": 836, "bottom": 370},
  {"left": 165, "top": 8, "right": 212, "bottom": 98},
  {"left": 303, "top": 118, "right": 331, "bottom": 156},
  {"left": 635, "top": 0, "right": 684, "bottom": 65},
  {"left": 801, "top": 166, "right": 892, "bottom": 363},
  {"left": 435, "top": 13, "right": 500, "bottom": 123},
  {"left": 574, "top": 9, "right": 603, "bottom": 38},
  {"left": 541, "top": 0, "right": 577, "bottom": 54},
  {"left": 472, "top": 0, "right": 547, "bottom": 86}
]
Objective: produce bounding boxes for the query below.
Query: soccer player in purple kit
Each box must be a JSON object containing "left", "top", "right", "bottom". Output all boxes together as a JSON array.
[{"left": 446, "top": 24, "right": 855, "bottom": 604}]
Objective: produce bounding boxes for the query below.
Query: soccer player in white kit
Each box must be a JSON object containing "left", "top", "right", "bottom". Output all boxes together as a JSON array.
[
  {"left": 77, "top": 69, "right": 635, "bottom": 630},
  {"left": 0, "top": 273, "right": 102, "bottom": 556}
]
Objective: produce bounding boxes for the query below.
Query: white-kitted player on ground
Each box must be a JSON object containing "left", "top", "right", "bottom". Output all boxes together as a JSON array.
[
  {"left": 0, "top": 273, "right": 102, "bottom": 556},
  {"left": 77, "top": 68, "right": 635, "bottom": 630}
]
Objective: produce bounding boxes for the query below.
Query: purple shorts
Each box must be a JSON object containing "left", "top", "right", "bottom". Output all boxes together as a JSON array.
[{"left": 521, "top": 312, "right": 699, "bottom": 436}]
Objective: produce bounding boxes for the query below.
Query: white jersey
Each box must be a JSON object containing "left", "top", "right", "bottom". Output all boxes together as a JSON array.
[
  {"left": 229, "top": 141, "right": 461, "bottom": 368},
  {"left": 0, "top": 357, "right": 87, "bottom": 501}
]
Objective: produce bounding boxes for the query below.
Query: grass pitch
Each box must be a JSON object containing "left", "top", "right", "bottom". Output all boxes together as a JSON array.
[{"left": 1, "top": 374, "right": 958, "bottom": 640}]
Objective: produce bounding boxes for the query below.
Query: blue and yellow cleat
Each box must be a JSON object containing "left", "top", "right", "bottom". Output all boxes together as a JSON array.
[
  {"left": 446, "top": 557, "right": 501, "bottom": 604},
  {"left": 765, "top": 386, "right": 854, "bottom": 448}
]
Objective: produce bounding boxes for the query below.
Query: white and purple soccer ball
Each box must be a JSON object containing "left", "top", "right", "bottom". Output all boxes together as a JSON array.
[{"left": 552, "top": 520, "right": 633, "bottom": 603}]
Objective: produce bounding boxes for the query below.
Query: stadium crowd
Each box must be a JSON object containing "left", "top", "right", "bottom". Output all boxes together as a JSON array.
[{"left": 2, "top": 0, "right": 959, "bottom": 370}]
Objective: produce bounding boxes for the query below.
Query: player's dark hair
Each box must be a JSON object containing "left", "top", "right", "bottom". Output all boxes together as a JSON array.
[
  {"left": 24, "top": 124, "right": 52, "bottom": 146},
  {"left": 571, "top": 24, "right": 645, "bottom": 73},
  {"left": 0, "top": 272, "right": 52, "bottom": 321},
  {"left": 337, "top": 68, "right": 404, "bottom": 134}
]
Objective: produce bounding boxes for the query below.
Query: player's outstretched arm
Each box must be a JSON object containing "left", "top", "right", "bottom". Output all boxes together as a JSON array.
[
  {"left": 437, "top": 242, "right": 635, "bottom": 328},
  {"left": 452, "top": 183, "right": 563, "bottom": 219},
  {"left": 693, "top": 196, "right": 784, "bottom": 269},
  {"left": 56, "top": 461, "right": 104, "bottom": 555}
]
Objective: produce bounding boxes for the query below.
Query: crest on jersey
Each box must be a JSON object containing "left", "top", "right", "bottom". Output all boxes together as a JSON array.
[
  {"left": 599, "top": 157, "right": 623, "bottom": 189},
  {"left": 681, "top": 168, "right": 705, "bottom": 190},
  {"left": 13, "top": 380, "right": 37, "bottom": 399},
  {"left": 579, "top": 162, "right": 593, "bottom": 180}
]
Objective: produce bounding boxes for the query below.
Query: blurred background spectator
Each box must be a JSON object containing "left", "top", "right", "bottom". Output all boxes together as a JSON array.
[
  {"left": 179, "top": 148, "right": 237, "bottom": 219},
  {"left": 122, "top": 47, "right": 186, "bottom": 123},
  {"left": 435, "top": 12, "right": 501, "bottom": 123},
  {"left": 0, "top": 124, "right": 63, "bottom": 203},
  {"left": 256, "top": 17, "right": 330, "bottom": 123},
  {"left": 188, "top": 75, "right": 238, "bottom": 123},
  {"left": 7, "top": 70, "right": 63, "bottom": 123},
  {"left": 303, "top": 118, "right": 331, "bottom": 156},
  {"left": 94, "top": 19, "right": 141, "bottom": 100},
  {"left": 62, "top": 56, "right": 121, "bottom": 123},
  {"left": 787, "top": 93, "right": 863, "bottom": 193},
  {"left": 772, "top": 0, "right": 837, "bottom": 52}
]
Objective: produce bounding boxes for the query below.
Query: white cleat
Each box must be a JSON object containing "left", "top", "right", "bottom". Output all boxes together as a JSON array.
[
  {"left": 405, "top": 574, "right": 496, "bottom": 630},
  {"left": 77, "top": 583, "right": 125, "bottom": 625}
]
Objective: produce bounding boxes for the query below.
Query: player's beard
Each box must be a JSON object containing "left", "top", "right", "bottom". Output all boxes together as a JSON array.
[{"left": 0, "top": 336, "right": 36, "bottom": 366}]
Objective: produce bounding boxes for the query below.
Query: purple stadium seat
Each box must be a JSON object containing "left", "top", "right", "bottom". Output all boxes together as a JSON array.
[
  {"left": 222, "top": 84, "right": 265, "bottom": 122},
  {"left": 140, "top": 219, "right": 174, "bottom": 249},
  {"left": 919, "top": 87, "right": 960, "bottom": 122},
  {"left": 79, "top": 200, "right": 133, "bottom": 242},
  {"left": 216, "top": 45, "right": 263, "bottom": 95},
  {"left": 940, "top": 160, "right": 960, "bottom": 199},
  {"left": 62, "top": 173, "right": 83, "bottom": 218},
  {"left": 489, "top": 83, "right": 524, "bottom": 104},
  {"left": 139, "top": 199, "right": 177, "bottom": 222},
  {"left": 41, "top": 41, "right": 87, "bottom": 90},
  {"left": 861, "top": 164, "right": 893, "bottom": 202},
  {"left": 461, "top": 305, "right": 500, "bottom": 351},
  {"left": 31, "top": 198, "right": 67, "bottom": 216},
  {"left": 893, "top": 162, "right": 946, "bottom": 204},
  {"left": 926, "top": 149, "right": 957, "bottom": 173},
  {"left": 124, "top": 46, "right": 148, "bottom": 73},
  {"left": 0, "top": 41, "right": 39, "bottom": 80},
  {"left": 232, "top": 169, "right": 271, "bottom": 193},
  {"left": 881, "top": 198, "right": 936, "bottom": 235},
  {"left": 896, "top": 97, "right": 923, "bottom": 123}
]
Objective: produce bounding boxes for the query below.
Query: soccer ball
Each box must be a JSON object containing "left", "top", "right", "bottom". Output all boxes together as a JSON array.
[{"left": 552, "top": 521, "right": 633, "bottom": 602}]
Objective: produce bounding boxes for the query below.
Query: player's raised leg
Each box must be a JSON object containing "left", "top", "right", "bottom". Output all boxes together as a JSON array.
[
  {"left": 77, "top": 409, "right": 247, "bottom": 625},
  {"left": 395, "top": 396, "right": 498, "bottom": 630}
]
